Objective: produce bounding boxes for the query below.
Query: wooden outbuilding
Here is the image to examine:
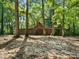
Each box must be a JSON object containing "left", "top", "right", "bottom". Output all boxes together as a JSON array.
[{"left": 19, "top": 22, "right": 52, "bottom": 35}]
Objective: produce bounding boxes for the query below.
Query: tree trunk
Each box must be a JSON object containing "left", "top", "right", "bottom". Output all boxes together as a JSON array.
[
  {"left": 1, "top": 1, "right": 4, "bottom": 35},
  {"left": 73, "top": 20, "right": 75, "bottom": 35},
  {"left": 51, "top": 0, "right": 55, "bottom": 35},
  {"left": 42, "top": 0, "right": 46, "bottom": 35},
  {"left": 61, "top": 0, "right": 65, "bottom": 37},
  {"left": 25, "top": 0, "right": 29, "bottom": 37},
  {"left": 15, "top": 0, "right": 20, "bottom": 37},
  {"left": 61, "top": 15, "right": 64, "bottom": 36}
]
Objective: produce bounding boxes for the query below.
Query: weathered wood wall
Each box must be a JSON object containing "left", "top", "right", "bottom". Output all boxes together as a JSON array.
[
  {"left": 19, "top": 28, "right": 52, "bottom": 35},
  {"left": 19, "top": 22, "right": 52, "bottom": 35}
]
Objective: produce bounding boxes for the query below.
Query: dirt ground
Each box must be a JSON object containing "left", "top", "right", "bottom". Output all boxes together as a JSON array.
[{"left": 0, "top": 35, "right": 79, "bottom": 59}]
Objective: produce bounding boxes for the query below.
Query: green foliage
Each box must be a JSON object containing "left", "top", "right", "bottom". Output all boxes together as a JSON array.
[{"left": 0, "top": 0, "right": 79, "bottom": 35}]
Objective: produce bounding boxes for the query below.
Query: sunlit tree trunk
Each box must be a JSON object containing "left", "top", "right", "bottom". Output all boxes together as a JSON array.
[
  {"left": 1, "top": 0, "right": 4, "bottom": 35},
  {"left": 61, "top": 0, "right": 65, "bottom": 36},
  {"left": 42, "top": 0, "right": 46, "bottom": 35},
  {"left": 15, "top": 0, "right": 20, "bottom": 37},
  {"left": 25, "top": 0, "right": 29, "bottom": 37}
]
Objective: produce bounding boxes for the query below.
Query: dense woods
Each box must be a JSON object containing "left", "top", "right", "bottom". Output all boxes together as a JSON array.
[{"left": 0, "top": 0, "right": 79, "bottom": 36}]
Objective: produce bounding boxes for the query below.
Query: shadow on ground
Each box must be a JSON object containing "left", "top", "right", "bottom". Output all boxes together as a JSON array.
[
  {"left": 12, "top": 36, "right": 79, "bottom": 59},
  {"left": 0, "top": 36, "right": 23, "bottom": 49}
]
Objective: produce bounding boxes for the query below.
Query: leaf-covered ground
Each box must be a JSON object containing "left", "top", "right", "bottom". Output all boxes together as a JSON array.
[{"left": 0, "top": 35, "right": 79, "bottom": 59}]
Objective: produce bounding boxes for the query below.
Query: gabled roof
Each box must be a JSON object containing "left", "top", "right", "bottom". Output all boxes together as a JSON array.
[{"left": 35, "top": 22, "right": 44, "bottom": 29}]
